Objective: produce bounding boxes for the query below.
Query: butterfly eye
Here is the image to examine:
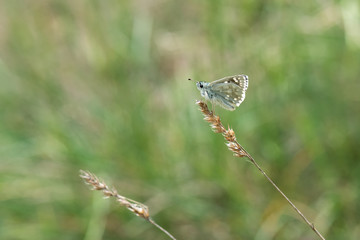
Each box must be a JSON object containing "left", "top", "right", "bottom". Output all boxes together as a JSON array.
[{"left": 199, "top": 83, "right": 203, "bottom": 88}]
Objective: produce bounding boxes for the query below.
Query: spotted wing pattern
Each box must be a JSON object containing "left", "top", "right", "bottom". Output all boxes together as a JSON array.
[{"left": 209, "top": 75, "right": 249, "bottom": 109}]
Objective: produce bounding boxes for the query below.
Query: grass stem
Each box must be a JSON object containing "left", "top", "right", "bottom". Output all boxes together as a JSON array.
[
  {"left": 196, "top": 100, "right": 326, "bottom": 240},
  {"left": 79, "top": 170, "right": 177, "bottom": 240}
]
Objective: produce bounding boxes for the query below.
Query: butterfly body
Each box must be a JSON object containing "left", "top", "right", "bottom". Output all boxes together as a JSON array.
[{"left": 196, "top": 75, "right": 249, "bottom": 111}]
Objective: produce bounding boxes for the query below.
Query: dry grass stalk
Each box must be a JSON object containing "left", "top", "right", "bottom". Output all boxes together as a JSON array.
[
  {"left": 79, "top": 170, "right": 176, "bottom": 240},
  {"left": 196, "top": 100, "right": 326, "bottom": 240},
  {"left": 197, "top": 101, "right": 248, "bottom": 158}
]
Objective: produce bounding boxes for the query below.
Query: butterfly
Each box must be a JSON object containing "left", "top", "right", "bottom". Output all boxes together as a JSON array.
[{"left": 190, "top": 75, "right": 249, "bottom": 111}]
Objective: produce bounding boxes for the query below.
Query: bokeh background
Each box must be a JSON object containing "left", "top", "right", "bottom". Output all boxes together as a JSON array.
[{"left": 1, "top": 1, "right": 359, "bottom": 239}]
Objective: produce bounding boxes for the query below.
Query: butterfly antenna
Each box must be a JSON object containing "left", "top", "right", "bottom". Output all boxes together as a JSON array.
[{"left": 188, "top": 78, "right": 192, "bottom": 81}]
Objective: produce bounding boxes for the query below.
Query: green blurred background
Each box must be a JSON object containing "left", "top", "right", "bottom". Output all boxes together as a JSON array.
[{"left": 1, "top": 1, "right": 359, "bottom": 239}]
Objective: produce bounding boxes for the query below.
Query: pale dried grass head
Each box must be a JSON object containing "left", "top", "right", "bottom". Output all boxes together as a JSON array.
[
  {"left": 196, "top": 100, "right": 248, "bottom": 158},
  {"left": 196, "top": 100, "right": 326, "bottom": 240},
  {"left": 79, "top": 170, "right": 150, "bottom": 219},
  {"left": 79, "top": 170, "right": 177, "bottom": 240}
]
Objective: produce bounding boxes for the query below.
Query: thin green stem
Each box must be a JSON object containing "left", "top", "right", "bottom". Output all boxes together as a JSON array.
[
  {"left": 148, "top": 218, "right": 177, "bottom": 240},
  {"left": 244, "top": 152, "right": 326, "bottom": 240}
]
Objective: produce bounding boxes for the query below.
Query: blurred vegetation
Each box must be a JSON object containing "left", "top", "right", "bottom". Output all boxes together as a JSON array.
[{"left": 1, "top": 1, "right": 359, "bottom": 239}]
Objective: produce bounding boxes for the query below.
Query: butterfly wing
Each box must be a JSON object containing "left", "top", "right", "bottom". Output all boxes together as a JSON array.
[{"left": 209, "top": 75, "right": 249, "bottom": 107}]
